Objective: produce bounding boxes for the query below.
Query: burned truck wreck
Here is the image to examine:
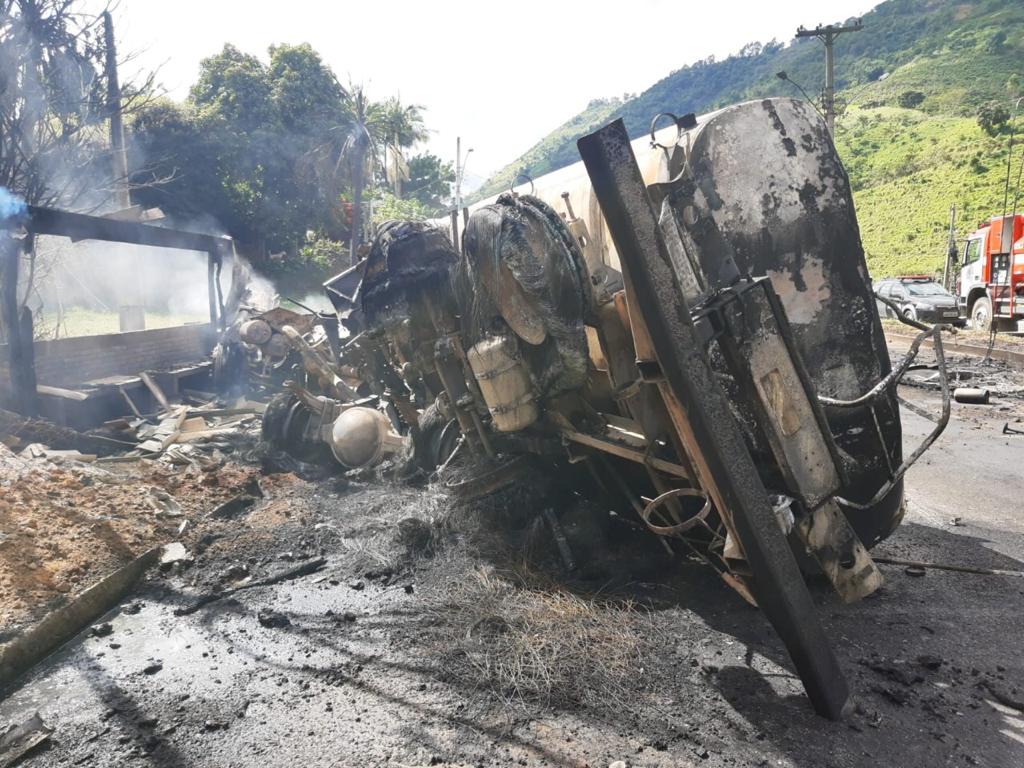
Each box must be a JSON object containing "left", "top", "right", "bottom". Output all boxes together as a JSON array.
[{"left": 250, "top": 98, "right": 949, "bottom": 718}]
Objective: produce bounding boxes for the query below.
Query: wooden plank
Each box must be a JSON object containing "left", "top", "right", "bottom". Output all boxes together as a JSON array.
[
  {"left": 139, "top": 371, "right": 171, "bottom": 412},
  {"left": 174, "top": 427, "right": 238, "bottom": 443},
  {"left": 0, "top": 547, "right": 161, "bottom": 688},
  {"left": 41, "top": 450, "right": 96, "bottom": 463},
  {"left": 36, "top": 384, "right": 89, "bottom": 401},
  {"left": 185, "top": 406, "right": 259, "bottom": 418},
  {"left": 158, "top": 407, "right": 189, "bottom": 451},
  {"left": 180, "top": 416, "right": 208, "bottom": 432},
  {"left": 119, "top": 385, "right": 144, "bottom": 419}
]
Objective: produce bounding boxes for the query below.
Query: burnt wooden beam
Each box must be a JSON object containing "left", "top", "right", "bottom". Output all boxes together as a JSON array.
[{"left": 25, "top": 206, "right": 230, "bottom": 255}]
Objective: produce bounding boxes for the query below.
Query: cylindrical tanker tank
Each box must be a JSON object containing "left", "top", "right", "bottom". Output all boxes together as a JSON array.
[{"left": 462, "top": 98, "right": 903, "bottom": 548}]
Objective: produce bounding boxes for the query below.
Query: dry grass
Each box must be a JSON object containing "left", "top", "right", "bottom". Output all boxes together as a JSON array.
[{"left": 417, "top": 561, "right": 654, "bottom": 713}]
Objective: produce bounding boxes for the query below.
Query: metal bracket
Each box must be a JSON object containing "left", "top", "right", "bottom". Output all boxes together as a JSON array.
[{"left": 797, "top": 500, "right": 883, "bottom": 602}]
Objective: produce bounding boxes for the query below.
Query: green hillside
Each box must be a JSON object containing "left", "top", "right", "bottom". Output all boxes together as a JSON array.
[{"left": 475, "top": 0, "right": 1024, "bottom": 276}]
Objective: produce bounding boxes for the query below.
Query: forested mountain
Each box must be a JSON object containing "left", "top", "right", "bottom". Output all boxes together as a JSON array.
[{"left": 475, "top": 0, "right": 1024, "bottom": 275}]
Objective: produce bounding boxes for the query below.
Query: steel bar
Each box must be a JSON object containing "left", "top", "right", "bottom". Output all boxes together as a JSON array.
[{"left": 577, "top": 119, "right": 849, "bottom": 719}]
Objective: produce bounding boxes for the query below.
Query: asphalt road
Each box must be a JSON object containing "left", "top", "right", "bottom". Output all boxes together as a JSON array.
[{"left": 2, "top": 383, "right": 1023, "bottom": 768}]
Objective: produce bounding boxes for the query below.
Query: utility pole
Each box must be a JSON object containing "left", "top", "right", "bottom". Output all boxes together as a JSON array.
[
  {"left": 455, "top": 136, "right": 461, "bottom": 213},
  {"left": 104, "top": 11, "right": 145, "bottom": 331},
  {"left": 103, "top": 11, "right": 130, "bottom": 211},
  {"left": 795, "top": 19, "right": 863, "bottom": 134}
]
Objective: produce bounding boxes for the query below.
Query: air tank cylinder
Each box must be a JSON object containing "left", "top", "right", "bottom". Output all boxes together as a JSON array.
[{"left": 467, "top": 334, "right": 539, "bottom": 432}]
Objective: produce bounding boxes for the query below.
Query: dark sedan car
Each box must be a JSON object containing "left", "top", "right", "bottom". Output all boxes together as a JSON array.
[{"left": 874, "top": 277, "right": 965, "bottom": 326}]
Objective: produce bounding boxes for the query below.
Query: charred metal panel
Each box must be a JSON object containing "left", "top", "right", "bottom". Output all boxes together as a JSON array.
[
  {"left": 578, "top": 118, "right": 850, "bottom": 721},
  {"left": 699, "top": 279, "right": 841, "bottom": 510},
  {"left": 665, "top": 98, "right": 903, "bottom": 546},
  {"left": 360, "top": 221, "right": 458, "bottom": 328}
]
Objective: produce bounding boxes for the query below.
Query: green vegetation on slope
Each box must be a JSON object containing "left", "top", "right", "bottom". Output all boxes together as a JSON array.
[
  {"left": 475, "top": 0, "right": 1024, "bottom": 277},
  {"left": 836, "top": 107, "right": 1015, "bottom": 277}
]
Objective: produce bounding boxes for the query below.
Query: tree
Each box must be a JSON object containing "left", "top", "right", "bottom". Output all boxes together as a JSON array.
[
  {"left": 985, "top": 30, "right": 1007, "bottom": 55},
  {"left": 268, "top": 43, "right": 346, "bottom": 133},
  {"left": 334, "top": 85, "right": 386, "bottom": 265},
  {"left": 897, "top": 90, "right": 925, "bottom": 109},
  {"left": 976, "top": 102, "right": 1010, "bottom": 136},
  {"left": 190, "top": 44, "right": 275, "bottom": 132},
  {"left": 405, "top": 152, "right": 454, "bottom": 213},
  {"left": 371, "top": 191, "right": 430, "bottom": 226},
  {"left": 380, "top": 97, "right": 427, "bottom": 198},
  {"left": 0, "top": 0, "right": 149, "bottom": 208},
  {"left": 1008, "top": 74, "right": 1022, "bottom": 99},
  {"left": 134, "top": 43, "right": 356, "bottom": 271}
]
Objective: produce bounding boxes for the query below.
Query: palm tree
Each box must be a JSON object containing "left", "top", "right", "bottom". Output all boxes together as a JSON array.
[
  {"left": 380, "top": 97, "right": 427, "bottom": 198},
  {"left": 315, "top": 84, "right": 385, "bottom": 265}
]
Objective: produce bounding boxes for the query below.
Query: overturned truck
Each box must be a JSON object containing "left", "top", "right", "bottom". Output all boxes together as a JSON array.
[{"left": 255, "top": 98, "right": 949, "bottom": 718}]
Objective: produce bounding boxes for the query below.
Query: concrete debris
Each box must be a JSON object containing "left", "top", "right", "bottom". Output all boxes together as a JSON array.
[
  {"left": 0, "top": 712, "right": 52, "bottom": 768},
  {"left": 90, "top": 622, "right": 114, "bottom": 638},
  {"left": 256, "top": 611, "right": 291, "bottom": 629},
  {"left": 209, "top": 494, "right": 258, "bottom": 520},
  {"left": 147, "top": 488, "right": 183, "bottom": 517},
  {"left": 160, "top": 542, "right": 191, "bottom": 566}
]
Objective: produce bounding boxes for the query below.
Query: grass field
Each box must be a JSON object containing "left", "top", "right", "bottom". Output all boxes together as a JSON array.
[{"left": 32, "top": 307, "right": 208, "bottom": 339}]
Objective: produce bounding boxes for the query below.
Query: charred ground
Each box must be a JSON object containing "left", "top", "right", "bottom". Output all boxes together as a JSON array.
[{"left": 0, "top": 367, "right": 1022, "bottom": 768}]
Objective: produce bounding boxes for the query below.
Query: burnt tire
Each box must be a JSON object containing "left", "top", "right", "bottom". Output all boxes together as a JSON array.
[
  {"left": 261, "top": 391, "right": 328, "bottom": 463},
  {"left": 412, "top": 401, "right": 459, "bottom": 471}
]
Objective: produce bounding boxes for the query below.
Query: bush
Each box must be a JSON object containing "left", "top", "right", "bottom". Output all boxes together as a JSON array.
[
  {"left": 298, "top": 233, "right": 347, "bottom": 271},
  {"left": 371, "top": 191, "right": 432, "bottom": 226},
  {"left": 976, "top": 102, "right": 1010, "bottom": 136},
  {"left": 898, "top": 91, "right": 926, "bottom": 109},
  {"left": 985, "top": 30, "right": 1007, "bottom": 55}
]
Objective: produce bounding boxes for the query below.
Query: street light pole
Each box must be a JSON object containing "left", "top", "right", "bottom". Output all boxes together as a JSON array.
[{"left": 455, "top": 137, "right": 473, "bottom": 213}]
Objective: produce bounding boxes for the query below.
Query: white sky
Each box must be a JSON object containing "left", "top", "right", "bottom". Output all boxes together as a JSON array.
[{"left": 98, "top": 0, "right": 880, "bottom": 179}]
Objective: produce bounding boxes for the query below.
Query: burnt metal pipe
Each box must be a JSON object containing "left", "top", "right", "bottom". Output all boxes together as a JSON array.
[{"left": 577, "top": 118, "right": 849, "bottom": 720}]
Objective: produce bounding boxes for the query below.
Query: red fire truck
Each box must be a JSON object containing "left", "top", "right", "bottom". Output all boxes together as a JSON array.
[{"left": 957, "top": 213, "right": 1024, "bottom": 331}]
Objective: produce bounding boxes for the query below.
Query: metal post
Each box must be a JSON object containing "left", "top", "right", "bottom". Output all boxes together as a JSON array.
[
  {"left": 942, "top": 204, "right": 957, "bottom": 290},
  {"left": 1, "top": 233, "right": 37, "bottom": 415},
  {"left": 455, "top": 136, "right": 462, "bottom": 214},
  {"left": 207, "top": 251, "right": 218, "bottom": 327},
  {"left": 449, "top": 210, "right": 460, "bottom": 254},
  {"left": 577, "top": 119, "right": 850, "bottom": 719}
]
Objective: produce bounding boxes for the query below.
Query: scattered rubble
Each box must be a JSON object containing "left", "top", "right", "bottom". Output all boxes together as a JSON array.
[{"left": 0, "top": 712, "right": 52, "bottom": 768}]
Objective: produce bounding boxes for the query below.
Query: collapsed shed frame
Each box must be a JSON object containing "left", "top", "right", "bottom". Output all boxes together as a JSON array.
[{"left": 0, "top": 205, "right": 233, "bottom": 416}]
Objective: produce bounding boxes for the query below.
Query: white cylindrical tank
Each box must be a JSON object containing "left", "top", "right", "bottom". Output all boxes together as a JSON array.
[
  {"left": 467, "top": 335, "right": 539, "bottom": 432},
  {"left": 329, "top": 407, "right": 405, "bottom": 468}
]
